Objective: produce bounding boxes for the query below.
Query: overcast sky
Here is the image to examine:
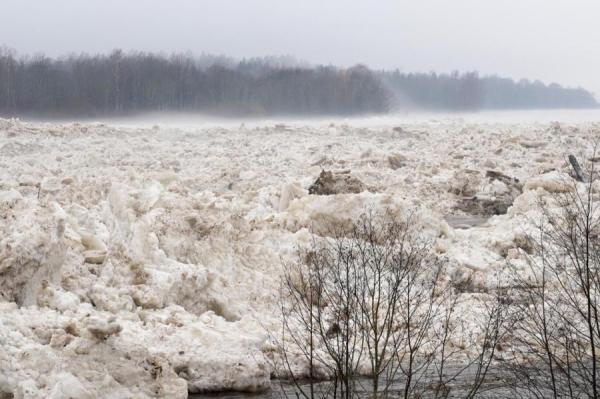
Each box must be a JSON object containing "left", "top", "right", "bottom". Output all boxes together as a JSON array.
[{"left": 2, "top": 0, "right": 599, "bottom": 95}]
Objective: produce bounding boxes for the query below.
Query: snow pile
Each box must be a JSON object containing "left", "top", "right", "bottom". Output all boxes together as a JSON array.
[{"left": 0, "top": 117, "right": 598, "bottom": 398}]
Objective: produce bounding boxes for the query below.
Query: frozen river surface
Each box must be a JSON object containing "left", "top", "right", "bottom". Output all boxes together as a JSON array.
[{"left": 1, "top": 111, "right": 599, "bottom": 397}]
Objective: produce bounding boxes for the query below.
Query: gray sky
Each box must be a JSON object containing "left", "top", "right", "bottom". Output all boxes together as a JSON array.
[{"left": 2, "top": 0, "right": 600, "bottom": 95}]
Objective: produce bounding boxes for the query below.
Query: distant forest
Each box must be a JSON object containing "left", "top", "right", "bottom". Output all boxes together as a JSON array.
[
  {"left": 0, "top": 49, "right": 596, "bottom": 117},
  {"left": 381, "top": 71, "right": 598, "bottom": 111}
]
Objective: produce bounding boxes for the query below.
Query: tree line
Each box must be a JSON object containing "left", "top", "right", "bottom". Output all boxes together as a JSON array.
[
  {"left": 0, "top": 48, "right": 596, "bottom": 117},
  {"left": 381, "top": 70, "right": 598, "bottom": 111},
  {"left": 0, "top": 49, "right": 388, "bottom": 117}
]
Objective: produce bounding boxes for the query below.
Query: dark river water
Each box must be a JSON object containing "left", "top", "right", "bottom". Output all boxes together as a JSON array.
[{"left": 191, "top": 366, "right": 513, "bottom": 398}]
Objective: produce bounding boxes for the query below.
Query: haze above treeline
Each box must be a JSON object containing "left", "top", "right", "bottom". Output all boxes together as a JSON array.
[{"left": 0, "top": 49, "right": 597, "bottom": 118}]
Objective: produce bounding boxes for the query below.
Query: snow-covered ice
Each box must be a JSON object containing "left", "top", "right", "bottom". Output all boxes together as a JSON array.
[{"left": 1, "top": 115, "right": 599, "bottom": 398}]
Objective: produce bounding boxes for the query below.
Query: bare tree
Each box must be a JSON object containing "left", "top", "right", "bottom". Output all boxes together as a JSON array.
[
  {"left": 351, "top": 211, "right": 444, "bottom": 398},
  {"left": 505, "top": 153, "right": 600, "bottom": 398},
  {"left": 276, "top": 223, "right": 364, "bottom": 399},
  {"left": 275, "top": 210, "right": 509, "bottom": 399}
]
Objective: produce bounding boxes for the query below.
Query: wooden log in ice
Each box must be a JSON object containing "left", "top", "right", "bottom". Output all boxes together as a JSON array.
[{"left": 568, "top": 154, "right": 586, "bottom": 182}]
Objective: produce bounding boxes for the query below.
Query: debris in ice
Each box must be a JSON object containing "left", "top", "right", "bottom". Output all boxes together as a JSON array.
[
  {"left": 308, "top": 170, "right": 367, "bottom": 195},
  {"left": 387, "top": 153, "right": 408, "bottom": 169},
  {"left": 454, "top": 170, "right": 522, "bottom": 217}
]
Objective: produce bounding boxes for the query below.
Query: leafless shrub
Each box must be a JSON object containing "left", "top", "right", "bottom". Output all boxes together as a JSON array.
[
  {"left": 275, "top": 209, "right": 509, "bottom": 398},
  {"left": 505, "top": 152, "right": 600, "bottom": 398}
]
